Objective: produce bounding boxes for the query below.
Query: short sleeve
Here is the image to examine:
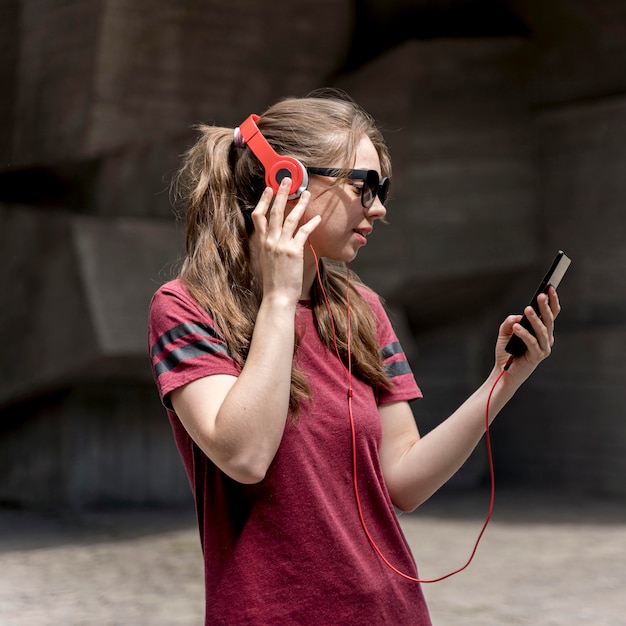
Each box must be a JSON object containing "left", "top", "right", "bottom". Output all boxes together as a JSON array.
[
  {"left": 148, "top": 280, "right": 241, "bottom": 409},
  {"left": 359, "top": 287, "right": 423, "bottom": 405}
]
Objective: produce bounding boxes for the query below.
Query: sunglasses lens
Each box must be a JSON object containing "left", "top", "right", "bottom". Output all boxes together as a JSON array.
[
  {"left": 379, "top": 178, "right": 390, "bottom": 205},
  {"left": 362, "top": 171, "right": 378, "bottom": 208}
]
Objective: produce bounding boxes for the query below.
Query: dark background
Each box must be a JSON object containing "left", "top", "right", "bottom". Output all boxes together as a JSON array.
[{"left": 1, "top": 0, "right": 625, "bottom": 509}]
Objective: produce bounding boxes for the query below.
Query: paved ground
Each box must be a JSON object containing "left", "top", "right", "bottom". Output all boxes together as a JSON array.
[{"left": 0, "top": 488, "right": 624, "bottom": 625}]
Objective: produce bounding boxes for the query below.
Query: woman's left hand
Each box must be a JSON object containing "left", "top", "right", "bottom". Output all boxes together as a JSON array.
[{"left": 495, "top": 286, "right": 561, "bottom": 382}]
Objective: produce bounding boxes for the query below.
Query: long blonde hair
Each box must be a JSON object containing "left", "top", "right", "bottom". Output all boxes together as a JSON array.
[{"left": 173, "top": 91, "right": 393, "bottom": 415}]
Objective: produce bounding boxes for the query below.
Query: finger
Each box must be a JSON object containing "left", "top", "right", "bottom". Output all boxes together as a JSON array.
[
  {"left": 543, "top": 287, "right": 560, "bottom": 347},
  {"left": 500, "top": 314, "right": 523, "bottom": 337},
  {"left": 251, "top": 187, "right": 274, "bottom": 235},
  {"left": 509, "top": 320, "right": 543, "bottom": 357},
  {"left": 266, "top": 177, "right": 292, "bottom": 235},
  {"left": 536, "top": 293, "right": 555, "bottom": 331},
  {"left": 546, "top": 286, "right": 561, "bottom": 319},
  {"left": 292, "top": 213, "right": 321, "bottom": 246},
  {"left": 280, "top": 191, "right": 311, "bottom": 235},
  {"left": 524, "top": 305, "right": 551, "bottom": 352},
  {"left": 539, "top": 291, "right": 560, "bottom": 344}
]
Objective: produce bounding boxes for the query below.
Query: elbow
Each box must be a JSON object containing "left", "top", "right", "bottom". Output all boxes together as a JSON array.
[
  {"left": 191, "top": 428, "right": 274, "bottom": 484},
  {"left": 193, "top": 423, "right": 278, "bottom": 484},
  {"left": 220, "top": 452, "right": 273, "bottom": 485},
  {"left": 392, "top": 495, "right": 420, "bottom": 514},
  {"left": 229, "top": 465, "right": 268, "bottom": 485},
  {"left": 387, "top": 481, "right": 429, "bottom": 513},
  {"left": 383, "top": 470, "right": 417, "bottom": 513}
]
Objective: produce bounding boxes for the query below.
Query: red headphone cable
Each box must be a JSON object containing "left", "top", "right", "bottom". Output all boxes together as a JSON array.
[
  {"left": 348, "top": 361, "right": 510, "bottom": 583},
  {"left": 309, "top": 243, "right": 515, "bottom": 583}
]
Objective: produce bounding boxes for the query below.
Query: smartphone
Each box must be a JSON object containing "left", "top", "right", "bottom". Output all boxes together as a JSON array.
[{"left": 505, "top": 250, "right": 571, "bottom": 357}]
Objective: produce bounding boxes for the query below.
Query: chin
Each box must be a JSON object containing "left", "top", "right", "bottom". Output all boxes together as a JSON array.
[
  {"left": 325, "top": 250, "right": 357, "bottom": 262},
  {"left": 317, "top": 243, "right": 362, "bottom": 264}
]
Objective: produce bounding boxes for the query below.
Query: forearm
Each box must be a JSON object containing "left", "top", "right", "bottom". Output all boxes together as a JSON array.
[
  {"left": 387, "top": 366, "right": 518, "bottom": 511},
  {"left": 382, "top": 283, "right": 560, "bottom": 511},
  {"left": 213, "top": 295, "right": 296, "bottom": 473}
]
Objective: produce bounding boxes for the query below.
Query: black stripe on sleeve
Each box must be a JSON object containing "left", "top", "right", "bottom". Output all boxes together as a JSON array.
[
  {"left": 384, "top": 360, "right": 412, "bottom": 378},
  {"left": 381, "top": 341, "right": 403, "bottom": 360},
  {"left": 153, "top": 338, "right": 232, "bottom": 377},
  {"left": 151, "top": 322, "right": 226, "bottom": 358},
  {"left": 151, "top": 322, "right": 233, "bottom": 378},
  {"left": 381, "top": 341, "right": 412, "bottom": 378}
]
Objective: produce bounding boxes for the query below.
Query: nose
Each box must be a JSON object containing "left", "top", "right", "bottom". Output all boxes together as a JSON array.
[{"left": 365, "top": 196, "right": 387, "bottom": 221}]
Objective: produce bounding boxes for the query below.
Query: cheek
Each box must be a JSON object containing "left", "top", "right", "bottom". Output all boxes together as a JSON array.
[
  {"left": 309, "top": 188, "right": 346, "bottom": 219},
  {"left": 303, "top": 186, "right": 356, "bottom": 246},
  {"left": 307, "top": 205, "right": 344, "bottom": 243}
]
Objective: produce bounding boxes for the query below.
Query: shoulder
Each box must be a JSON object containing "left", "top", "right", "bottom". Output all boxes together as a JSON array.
[
  {"left": 150, "top": 278, "right": 194, "bottom": 309},
  {"left": 148, "top": 278, "right": 227, "bottom": 347},
  {"left": 148, "top": 279, "right": 239, "bottom": 406},
  {"left": 150, "top": 279, "right": 210, "bottom": 323}
]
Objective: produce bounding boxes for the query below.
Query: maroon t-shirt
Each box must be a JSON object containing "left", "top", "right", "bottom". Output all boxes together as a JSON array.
[{"left": 148, "top": 279, "right": 432, "bottom": 625}]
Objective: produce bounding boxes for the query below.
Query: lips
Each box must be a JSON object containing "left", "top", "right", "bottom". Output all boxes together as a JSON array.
[{"left": 352, "top": 228, "right": 371, "bottom": 245}]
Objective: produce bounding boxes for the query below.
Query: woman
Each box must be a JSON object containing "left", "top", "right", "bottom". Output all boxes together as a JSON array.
[{"left": 148, "top": 91, "right": 560, "bottom": 625}]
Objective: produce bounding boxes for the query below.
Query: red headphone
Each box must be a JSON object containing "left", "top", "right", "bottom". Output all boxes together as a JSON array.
[{"left": 234, "top": 114, "right": 309, "bottom": 199}]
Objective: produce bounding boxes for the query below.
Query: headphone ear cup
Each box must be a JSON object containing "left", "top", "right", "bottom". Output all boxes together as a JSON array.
[
  {"left": 266, "top": 157, "right": 309, "bottom": 199},
  {"left": 236, "top": 115, "right": 309, "bottom": 199}
]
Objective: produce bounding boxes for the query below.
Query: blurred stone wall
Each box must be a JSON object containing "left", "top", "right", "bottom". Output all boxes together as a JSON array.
[{"left": 1, "top": 0, "right": 624, "bottom": 507}]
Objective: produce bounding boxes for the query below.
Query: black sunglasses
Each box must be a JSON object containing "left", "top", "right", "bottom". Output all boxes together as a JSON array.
[{"left": 306, "top": 167, "right": 390, "bottom": 209}]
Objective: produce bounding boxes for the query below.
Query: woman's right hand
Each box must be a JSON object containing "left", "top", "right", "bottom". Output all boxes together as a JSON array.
[{"left": 251, "top": 177, "right": 321, "bottom": 303}]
